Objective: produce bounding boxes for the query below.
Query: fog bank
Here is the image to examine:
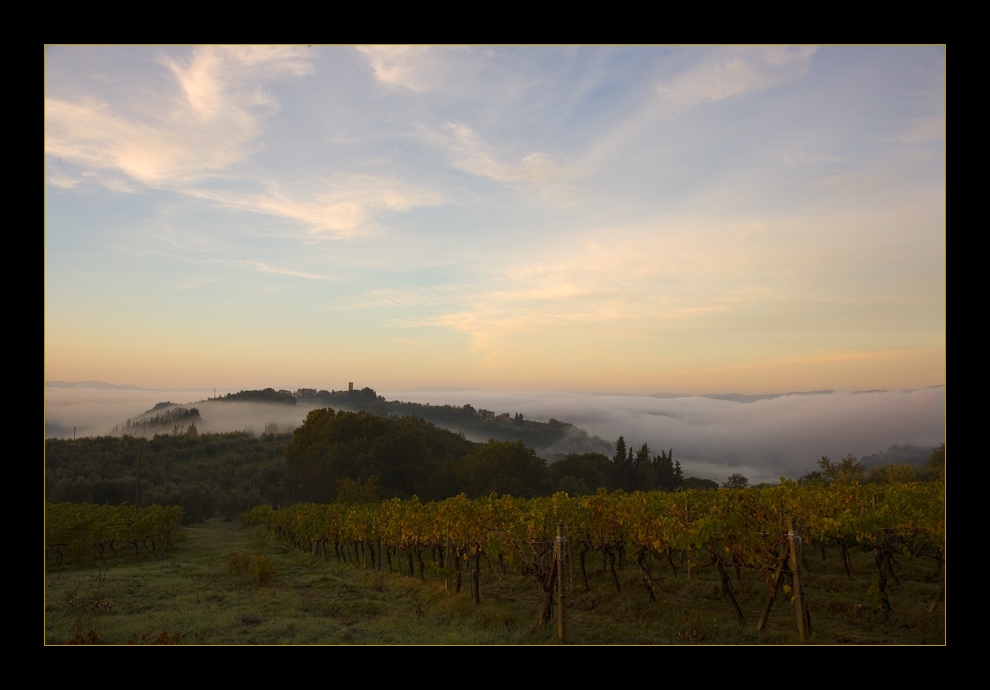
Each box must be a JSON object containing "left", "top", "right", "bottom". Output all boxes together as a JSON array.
[
  {"left": 382, "top": 387, "right": 945, "bottom": 483},
  {"left": 45, "top": 385, "right": 944, "bottom": 485}
]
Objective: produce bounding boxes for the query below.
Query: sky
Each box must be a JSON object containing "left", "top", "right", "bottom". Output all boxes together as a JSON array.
[{"left": 45, "top": 46, "right": 945, "bottom": 395}]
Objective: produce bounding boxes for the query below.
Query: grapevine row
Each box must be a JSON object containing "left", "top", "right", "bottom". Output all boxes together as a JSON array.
[
  {"left": 242, "top": 481, "right": 944, "bottom": 616},
  {"left": 46, "top": 503, "right": 184, "bottom": 565}
]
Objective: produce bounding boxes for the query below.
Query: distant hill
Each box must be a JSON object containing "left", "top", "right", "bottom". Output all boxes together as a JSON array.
[
  {"left": 649, "top": 390, "right": 834, "bottom": 403},
  {"left": 117, "top": 406, "right": 201, "bottom": 435},
  {"left": 213, "top": 388, "right": 297, "bottom": 405},
  {"left": 406, "top": 386, "right": 479, "bottom": 393},
  {"left": 293, "top": 387, "right": 613, "bottom": 457},
  {"left": 647, "top": 386, "right": 943, "bottom": 403},
  {"left": 45, "top": 380, "right": 145, "bottom": 390}
]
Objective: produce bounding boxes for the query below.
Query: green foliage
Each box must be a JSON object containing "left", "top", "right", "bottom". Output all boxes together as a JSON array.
[
  {"left": 921, "top": 443, "right": 945, "bottom": 482},
  {"left": 548, "top": 453, "right": 612, "bottom": 493},
  {"left": 456, "top": 440, "right": 546, "bottom": 498},
  {"left": 867, "top": 463, "right": 917, "bottom": 484},
  {"left": 46, "top": 433, "right": 292, "bottom": 523},
  {"left": 804, "top": 444, "right": 945, "bottom": 485},
  {"left": 554, "top": 475, "right": 592, "bottom": 496},
  {"left": 335, "top": 476, "right": 380, "bottom": 504},
  {"left": 654, "top": 449, "right": 683, "bottom": 492},
  {"left": 802, "top": 454, "right": 866, "bottom": 485},
  {"left": 610, "top": 436, "right": 635, "bottom": 491},
  {"left": 285, "top": 409, "right": 475, "bottom": 502},
  {"left": 634, "top": 443, "right": 656, "bottom": 490}
]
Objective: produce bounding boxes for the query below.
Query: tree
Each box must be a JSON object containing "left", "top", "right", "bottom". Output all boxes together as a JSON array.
[
  {"left": 921, "top": 443, "right": 945, "bottom": 482},
  {"left": 335, "top": 476, "right": 380, "bottom": 504},
  {"left": 612, "top": 436, "right": 627, "bottom": 465},
  {"left": 456, "top": 440, "right": 546, "bottom": 498},
  {"left": 682, "top": 476, "right": 718, "bottom": 490},
  {"left": 654, "top": 448, "right": 680, "bottom": 492},
  {"left": 634, "top": 443, "right": 655, "bottom": 491},
  {"left": 818, "top": 454, "right": 865, "bottom": 484},
  {"left": 722, "top": 473, "right": 749, "bottom": 489},
  {"left": 547, "top": 452, "right": 612, "bottom": 492},
  {"left": 610, "top": 436, "right": 636, "bottom": 492},
  {"left": 867, "top": 463, "right": 917, "bottom": 484}
]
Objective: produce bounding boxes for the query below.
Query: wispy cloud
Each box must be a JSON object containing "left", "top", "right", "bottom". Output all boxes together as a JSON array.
[
  {"left": 434, "top": 122, "right": 569, "bottom": 184},
  {"left": 340, "top": 285, "right": 470, "bottom": 309},
  {"left": 355, "top": 45, "right": 439, "bottom": 91},
  {"left": 580, "top": 48, "right": 816, "bottom": 172},
  {"left": 45, "top": 46, "right": 312, "bottom": 187},
  {"left": 401, "top": 226, "right": 776, "bottom": 351},
  {"left": 246, "top": 260, "right": 339, "bottom": 281},
  {"left": 423, "top": 121, "right": 577, "bottom": 204},
  {"left": 46, "top": 47, "right": 450, "bottom": 236},
  {"left": 182, "top": 175, "right": 443, "bottom": 236},
  {"left": 422, "top": 48, "right": 817, "bottom": 196},
  {"left": 655, "top": 47, "right": 815, "bottom": 111}
]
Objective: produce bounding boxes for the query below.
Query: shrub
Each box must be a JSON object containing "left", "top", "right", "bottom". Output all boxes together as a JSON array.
[
  {"left": 252, "top": 554, "right": 277, "bottom": 587},
  {"left": 226, "top": 551, "right": 251, "bottom": 576}
]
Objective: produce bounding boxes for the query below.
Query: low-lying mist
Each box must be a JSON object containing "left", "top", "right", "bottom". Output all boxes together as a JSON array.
[
  {"left": 44, "top": 387, "right": 309, "bottom": 439},
  {"left": 45, "top": 385, "right": 944, "bottom": 485},
  {"left": 381, "top": 387, "right": 945, "bottom": 484}
]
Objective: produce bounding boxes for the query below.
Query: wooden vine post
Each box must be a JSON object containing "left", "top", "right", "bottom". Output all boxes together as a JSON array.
[
  {"left": 556, "top": 523, "right": 566, "bottom": 643},
  {"left": 685, "top": 498, "right": 692, "bottom": 581},
  {"left": 567, "top": 533, "right": 575, "bottom": 591},
  {"left": 757, "top": 542, "right": 791, "bottom": 631},
  {"left": 787, "top": 518, "right": 809, "bottom": 642}
]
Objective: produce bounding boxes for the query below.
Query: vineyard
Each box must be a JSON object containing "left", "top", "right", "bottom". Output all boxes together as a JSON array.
[
  {"left": 241, "top": 481, "right": 945, "bottom": 641},
  {"left": 46, "top": 503, "right": 184, "bottom": 565},
  {"left": 43, "top": 482, "right": 943, "bottom": 643}
]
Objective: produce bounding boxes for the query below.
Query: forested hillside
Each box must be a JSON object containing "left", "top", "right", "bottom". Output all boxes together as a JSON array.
[
  {"left": 46, "top": 407, "right": 708, "bottom": 522},
  {"left": 45, "top": 432, "right": 294, "bottom": 523},
  {"left": 294, "top": 388, "right": 613, "bottom": 456}
]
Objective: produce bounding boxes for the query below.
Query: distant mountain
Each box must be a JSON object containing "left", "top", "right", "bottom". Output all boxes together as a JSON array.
[
  {"left": 700, "top": 391, "right": 834, "bottom": 403},
  {"left": 406, "top": 386, "right": 479, "bottom": 393},
  {"left": 45, "top": 380, "right": 145, "bottom": 390},
  {"left": 646, "top": 389, "right": 947, "bottom": 403}
]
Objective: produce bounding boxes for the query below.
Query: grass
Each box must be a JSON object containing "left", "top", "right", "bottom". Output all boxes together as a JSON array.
[{"left": 45, "top": 520, "right": 945, "bottom": 644}]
